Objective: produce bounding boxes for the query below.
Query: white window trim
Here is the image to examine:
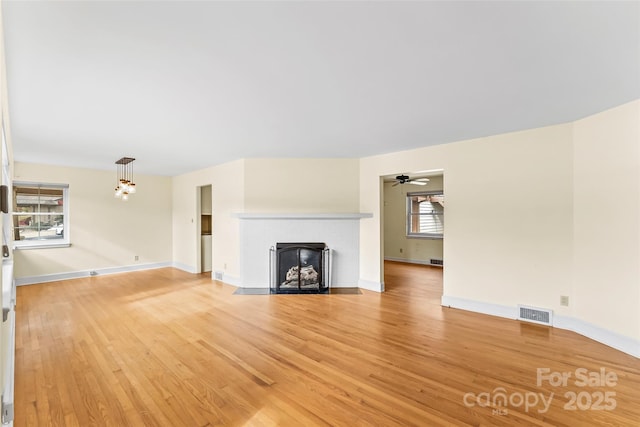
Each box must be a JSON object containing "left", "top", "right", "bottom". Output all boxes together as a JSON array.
[
  {"left": 12, "top": 181, "right": 70, "bottom": 249},
  {"left": 406, "top": 190, "right": 444, "bottom": 240}
]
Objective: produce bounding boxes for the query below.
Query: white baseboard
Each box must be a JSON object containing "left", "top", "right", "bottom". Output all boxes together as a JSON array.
[
  {"left": 441, "top": 295, "right": 518, "bottom": 319},
  {"left": 172, "top": 262, "right": 198, "bottom": 274},
  {"left": 553, "top": 315, "right": 640, "bottom": 358},
  {"left": 441, "top": 295, "right": 639, "bottom": 358},
  {"left": 385, "top": 257, "right": 443, "bottom": 267},
  {"left": 220, "top": 273, "right": 242, "bottom": 287},
  {"left": 358, "top": 278, "right": 384, "bottom": 292},
  {"left": 15, "top": 261, "right": 173, "bottom": 286}
]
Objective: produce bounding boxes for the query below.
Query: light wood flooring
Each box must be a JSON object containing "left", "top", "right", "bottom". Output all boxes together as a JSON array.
[{"left": 14, "top": 262, "right": 640, "bottom": 426}]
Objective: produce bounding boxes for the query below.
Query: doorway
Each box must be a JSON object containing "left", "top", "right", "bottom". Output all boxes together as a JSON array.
[
  {"left": 198, "top": 185, "right": 212, "bottom": 274},
  {"left": 382, "top": 171, "right": 444, "bottom": 293}
]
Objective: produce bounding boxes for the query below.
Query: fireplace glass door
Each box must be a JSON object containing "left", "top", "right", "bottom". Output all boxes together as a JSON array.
[{"left": 273, "top": 243, "right": 328, "bottom": 293}]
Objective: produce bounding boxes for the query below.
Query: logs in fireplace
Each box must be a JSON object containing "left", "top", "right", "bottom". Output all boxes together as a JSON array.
[{"left": 270, "top": 243, "right": 330, "bottom": 294}]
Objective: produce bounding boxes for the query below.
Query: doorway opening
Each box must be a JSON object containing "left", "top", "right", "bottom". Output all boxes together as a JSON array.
[
  {"left": 382, "top": 171, "right": 444, "bottom": 295},
  {"left": 197, "top": 185, "right": 212, "bottom": 274}
]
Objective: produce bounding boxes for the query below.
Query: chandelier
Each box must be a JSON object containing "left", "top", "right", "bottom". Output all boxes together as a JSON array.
[{"left": 114, "top": 157, "right": 136, "bottom": 201}]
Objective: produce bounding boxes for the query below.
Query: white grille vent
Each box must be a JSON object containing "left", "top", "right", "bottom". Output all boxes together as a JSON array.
[
  {"left": 214, "top": 271, "right": 223, "bottom": 281},
  {"left": 518, "top": 305, "right": 553, "bottom": 326}
]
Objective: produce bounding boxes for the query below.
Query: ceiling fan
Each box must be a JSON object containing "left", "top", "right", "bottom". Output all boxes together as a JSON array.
[{"left": 392, "top": 174, "right": 429, "bottom": 187}]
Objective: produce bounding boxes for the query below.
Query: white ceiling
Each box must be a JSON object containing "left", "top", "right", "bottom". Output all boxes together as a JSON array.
[{"left": 3, "top": 1, "right": 639, "bottom": 176}]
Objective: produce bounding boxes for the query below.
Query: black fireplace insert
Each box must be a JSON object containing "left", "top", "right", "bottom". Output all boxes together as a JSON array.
[{"left": 270, "top": 243, "right": 330, "bottom": 294}]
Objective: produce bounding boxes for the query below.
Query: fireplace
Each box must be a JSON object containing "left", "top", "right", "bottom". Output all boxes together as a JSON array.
[{"left": 270, "top": 243, "right": 330, "bottom": 294}]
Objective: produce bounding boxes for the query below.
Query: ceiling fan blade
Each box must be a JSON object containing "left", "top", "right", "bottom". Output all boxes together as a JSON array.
[
  {"left": 392, "top": 181, "right": 400, "bottom": 187},
  {"left": 414, "top": 178, "right": 430, "bottom": 182},
  {"left": 408, "top": 181, "right": 427, "bottom": 185}
]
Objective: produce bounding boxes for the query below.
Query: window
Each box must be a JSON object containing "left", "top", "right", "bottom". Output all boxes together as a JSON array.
[
  {"left": 407, "top": 191, "right": 444, "bottom": 239},
  {"left": 13, "top": 182, "right": 69, "bottom": 247}
]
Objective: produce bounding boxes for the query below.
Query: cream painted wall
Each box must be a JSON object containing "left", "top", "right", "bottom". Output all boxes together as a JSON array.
[
  {"left": 172, "top": 159, "right": 245, "bottom": 278},
  {"left": 442, "top": 127, "right": 574, "bottom": 311},
  {"left": 171, "top": 158, "right": 359, "bottom": 280},
  {"left": 384, "top": 176, "right": 443, "bottom": 263},
  {"left": 13, "top": 162, "right": 173, "bottom": 279},
  {"left": 244, "top": 158, "right": 359, "bottom": 212},
  {"left": 573, "top": 100, "right": 640, "bottom": 340},
  {"left": 361, "top": 123, "right": 575, "bottom": 310},
  {"left": 361, "top": 101, "right": 640, "bottom": 348}
]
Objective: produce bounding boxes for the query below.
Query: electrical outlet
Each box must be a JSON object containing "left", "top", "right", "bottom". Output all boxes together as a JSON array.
[
  {"left": 560, "top": 295, "right": 569, "bottom": 306},
  {"left": 134, "top": 255, "right": 139, "bottom": 261},
  {"left": 224, "top": 263, "right": 227, "bottom": 270},
  {"left": 399, "top": 248, "right": 403, "bottom": 253}
]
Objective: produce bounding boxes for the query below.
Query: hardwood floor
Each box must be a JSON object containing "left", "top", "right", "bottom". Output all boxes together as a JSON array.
[{"left": 14, "top": 262, "right": 640, "bottom": 426}]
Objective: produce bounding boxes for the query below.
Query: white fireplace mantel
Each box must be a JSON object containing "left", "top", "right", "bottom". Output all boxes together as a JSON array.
[
  {"left": 234, "top": 212, "right": 372, "bottom": 288},
  {"left": 233, "top": 212, "right": 373, "bottom": 220}
]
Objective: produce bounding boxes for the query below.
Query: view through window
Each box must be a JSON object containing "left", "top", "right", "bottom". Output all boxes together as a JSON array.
[
  {"left": 13, "top": 183, "right": 68, "bottom": 244},
  {"left": 407, "top": 191, "right": 444, "bottom": 238}
]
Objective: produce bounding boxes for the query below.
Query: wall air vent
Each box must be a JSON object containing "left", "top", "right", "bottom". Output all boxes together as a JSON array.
[
  {"left": 430, "top": 258, "right": 443, "bottom": 266},
  {"left": 518, "top": 305, "right": 553, "bottom": 326},
  {"left": 214, "top": 271, "right": 224, "bottom": 281}
]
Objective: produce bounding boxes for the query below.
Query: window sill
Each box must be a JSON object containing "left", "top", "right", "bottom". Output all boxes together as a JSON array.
[
  {"left": 14, "top": 242, "right": 71, "bottom": 250},
  {"left": 406, "top": 234, "right": 443, "bottom": 240}
]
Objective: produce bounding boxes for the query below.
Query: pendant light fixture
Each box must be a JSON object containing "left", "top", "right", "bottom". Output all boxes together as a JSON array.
[{"left": 114, "top": 157, "right": 136, "bottom": 201}]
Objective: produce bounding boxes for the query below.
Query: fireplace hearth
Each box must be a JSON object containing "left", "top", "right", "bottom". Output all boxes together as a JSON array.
[{"left": 270, "top": 243, "right": 330, "bottom": 294}]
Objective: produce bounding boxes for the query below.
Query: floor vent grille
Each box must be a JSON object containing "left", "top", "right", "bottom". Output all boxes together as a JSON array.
[
  {"left": 214, "top": 271, "right": 223, "bottom": 281},
  {"left": 518, "top": 305, "right": 552, "bottom": 326},
  {"left": 430, "top": 259, "right": 443, "bottom": 266}
]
